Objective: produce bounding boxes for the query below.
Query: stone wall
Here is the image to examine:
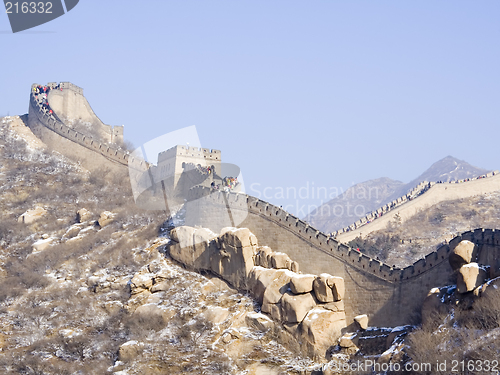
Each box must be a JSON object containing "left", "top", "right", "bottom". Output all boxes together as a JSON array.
[
  {"left": 168, "top": 226, "right": 348, "bottom": 359},
  {"left": 336, "top": 172, "right": 499, "bottom": 240},
  {"left": 184, "top": 187, "right": 500, "bottom": 326},
  {"left": 28, "top": 83, "right": 129, "bottom": 172}
]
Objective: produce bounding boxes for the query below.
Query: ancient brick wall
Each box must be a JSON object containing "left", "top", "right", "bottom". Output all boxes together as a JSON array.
[
  {"left": 184, "top": 187, "right": 500, "bottom": 327},
  {"left": 28, "top": 83, "right": 129, "bottom": 171}
]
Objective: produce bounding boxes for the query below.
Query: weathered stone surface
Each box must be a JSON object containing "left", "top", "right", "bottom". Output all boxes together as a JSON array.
[
  {"left": 248, "top": 267, "right": 280, "bottom": 303},
  {"left": 202, "top": 306, "right": 229, "bottom": 324},
  {"left": 254, "top": 246, "right": 272, "bottom": 268},
  {"left": 98, "top": 211, "right": 114, "bottom": 227},
  {"left": 32, "top": 237, "right": 53, "bottom": 252},
  {"left": 118, "top": 341, "right": 145, "bottom": 361},
  {"left": 270, "top": 252, "right": 290, "bottom": 269},
  {"left": 63, "top": 225, "right": 81, "bottom": 240},
  {"left": 299, "top": 307, "right": 347, "bottom": 358},
  {"left": 170, "top": 227, "right": 216, "bottom": 270},
  {"left": 130, "top": 272, "right": 154, "bottom": 293},
  {"left": 264, "top": 302, "right": 282, "bottom": 321},
  {"left": 339, "top": 332, "right": 359, "bottom": 348},
  {"left": 245, "top": 312, "right": 274, "bottom": 331},
  {"left": 322, "top": 301, "right": 345, "bottom": 312},
  {"left": 313, "top": 274, "right": 334, "bottom": 302},
  {"left": 449, "top": 240, "right": 476, "bottom": 270},
  {"left": 76, "top": 208, "right": 92, "bottom": 223},
  {"left": 211, "top": 229, "right": 257, "bottom": 289},
  {"left": 281, "top": 291, "right": 317, "bottom": 323},
  {"left": 169, "top": 226, "right": 196, "bottom": 247},
  {"left": 290, "top": 274, "right": 316, "bottom": 294},
  {"left": 457, "top": 263, "right": 488, "bottom": 293},
  {"left": 133, "top": 303, "right": 172, "bottom": 325},
  {"left": 328, "top": 276, "right": 345, "bottom": 301},
  {"left": 151, "top": 280, "right": 172, "bottom": 293},
  {"left": 18, "top": 206, "right": 47, "bottom": 224},
  {"left": 262, "top": 270, "right": 293, "bottom": 306},
  {"left": 291, "top": 261, "right": 299, "bottom": 273},
  {"left": 219, "top": 227, "right": 257, "bottom": 249},
  {"left": 354, "top": 314, "right": 368, "bottom": 330},
  {"left": 313, "top": 274, "right": 344, "bottom": 302}
]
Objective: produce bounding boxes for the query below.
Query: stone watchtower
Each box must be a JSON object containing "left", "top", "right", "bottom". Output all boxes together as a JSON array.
[
  {"left": 155, "top": 145, "right": 221, "bottom": 192},
  {"left": 27, "top": 82, "right": 129, "bottom": 172}
]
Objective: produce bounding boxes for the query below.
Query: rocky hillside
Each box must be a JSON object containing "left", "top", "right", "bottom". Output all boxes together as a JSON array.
[
  {"left": 0, "top": 116, "right": 354, "bottom": 374},
  {"left": 348, "top": 191, "right": 500, "bottom": 268},
  {"left": 2, "top": 115, "right": 499, "bottom": 374},
  {"left": 306, "top": 156, "right": 491, "bottom": 233}
]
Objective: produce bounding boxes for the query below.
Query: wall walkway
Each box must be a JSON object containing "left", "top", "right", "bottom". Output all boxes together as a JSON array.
[{"left": 185, "top": 186, "right": 500, "bottom": 326}]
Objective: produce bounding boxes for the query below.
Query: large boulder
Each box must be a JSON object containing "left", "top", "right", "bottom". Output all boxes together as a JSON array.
[
  {"left": 248, "top": 267, "right": 281, "bottom": 303},
  {"left": 339, "top": 332, "right": 359, "bottom": 348},
  {"left": 170, "top": 227, "right": 216, "bottom": 270},
  {"left": 76, "top": 208, "right": 92, "bottom": 223},
  {"left": 130, "top": 271, "right": 154, "bottom": 294},
  {"left": 449, "top": 240, "right": 476, "bottom": 270},
  {"left": 98, "top": 211, "right": 115, "bottom": 227},
  {"left": 329, "top": 276, "right": 345, "bottom": 301},
  {"left": 354, "top": 314, "right": 369, "bottom": 330},
  {"left": 133, "top": 303, "right": 173, "bottom": 326},
  {"left": 18, "top": 206, "right": 47, "bottom": 224},
  {"left": 245, "top": 312, "right": 274, "bottom": 331},
  {"left": 313, "top": 274, "right": 344, "bottom": 302},
  {"left": 290, "top": 274, "right": 316, "bottom": 294},
  {"left": 254, "top": 246, "right": 272, "bottom": 268},
  {"left": 299, "top": 307, "right": 347, "bottom": 359},
  {"left": 457, "top": 263, "right": 488, "bottom": 293},
  {"left": 170, "top": 226, "right": 196, "bottom": 247},
  {"left": 270, "top": 252, "right": 291, "bottom": 269},
  {"left": 261, "top": 270, "right": 293, "bottom": 319},
  {"left": 281, "top": 291, "right": 317, "bottom": 323},
  {"left": 211, "top": 228, "right": 257, "bottom": 289},
  {"left": 169, "top": 226, "right": 197, "bottom": 267}
]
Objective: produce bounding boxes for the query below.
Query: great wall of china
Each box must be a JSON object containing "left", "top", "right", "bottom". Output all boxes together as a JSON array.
[
  {"left": 25, "top": 82, "right": 500, "bottom": 328},
  {"left": 335, "top": 172, "right": 500, "bottom": 242}
]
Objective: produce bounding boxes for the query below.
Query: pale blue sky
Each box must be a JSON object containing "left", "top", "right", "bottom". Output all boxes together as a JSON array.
[{"left": 1, "top": 1, "right": 499, "bottom": 215}]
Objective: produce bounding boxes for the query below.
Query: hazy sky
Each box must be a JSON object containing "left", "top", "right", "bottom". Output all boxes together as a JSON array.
[{"left": 1, "top": 1, "right": 499, "bottom": 215}]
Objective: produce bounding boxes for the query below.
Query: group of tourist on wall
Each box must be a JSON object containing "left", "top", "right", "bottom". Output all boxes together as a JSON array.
[
  {"left": 333, "top": 172, "right": 498, "bottom": 237},
  {"left": 33, "top": 84, "right": 62, "bottom": 116},
  {"left": 196, "top": 164, "right": 214, "bottom": 175},
  {"left": 210, "top": 176, "right": 239, "bottom": 192}
]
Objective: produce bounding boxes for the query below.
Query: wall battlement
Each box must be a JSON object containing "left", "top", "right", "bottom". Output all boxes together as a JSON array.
[
  {"left": 28, "top": 83, "right": 130, "bottom": 168},
  {"left": 184, "top": 185, "right": 500, "bottom": 325}
]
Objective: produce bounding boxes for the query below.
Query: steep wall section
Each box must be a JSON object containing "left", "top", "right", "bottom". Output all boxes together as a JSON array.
[
  {"left": 337, "top": 173, "right": 500, "bottom": 242},
  {"left": 28, "top": 83, "right": 130, "bottom": 171},
  {"left": 184, "top": 187, "right": 456, "bottom": 325}
]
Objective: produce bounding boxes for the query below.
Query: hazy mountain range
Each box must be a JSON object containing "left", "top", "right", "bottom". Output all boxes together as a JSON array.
[{"left": 304, "top": 156, "right": 490, "bottom": 233}]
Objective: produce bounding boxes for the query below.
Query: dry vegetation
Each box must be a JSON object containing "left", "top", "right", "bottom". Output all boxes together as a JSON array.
[
  {"left": 349, "top": 192, "right": 500, "bottom": 268},
  {"left": 404, "top": 286, "right": 500, "bottom": 375},
  {"left": 0, "top": 118, "right": 326, "bottom": 374}
]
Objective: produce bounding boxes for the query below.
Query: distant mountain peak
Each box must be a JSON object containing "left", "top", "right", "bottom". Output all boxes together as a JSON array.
[{"left": 304, "top": 156, "right": 491, "bottom": 233}]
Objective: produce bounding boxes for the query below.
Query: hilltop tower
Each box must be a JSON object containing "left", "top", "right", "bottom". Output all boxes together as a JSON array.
[{"left": 27, "top": 82, "right": 129, "bottom": 172}]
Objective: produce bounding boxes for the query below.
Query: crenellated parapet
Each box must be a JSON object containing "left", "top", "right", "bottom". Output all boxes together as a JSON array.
[
  {"left": 186, "top": 185, "right": 406, "bottom": 283},
  {"left": 28, "top": 83, "right": 129, "bottom": 168},
  {"left": 184, "top": 185, "right": 500, "bottom": 325},
  {"left": 186, "top": 186, "right": 500, "bottom": 286}
]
